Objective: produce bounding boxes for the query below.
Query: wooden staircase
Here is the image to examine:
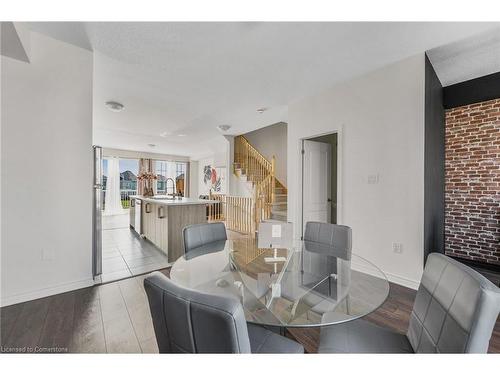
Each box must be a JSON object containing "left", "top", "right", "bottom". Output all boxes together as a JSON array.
[
  {"left": 271, "top": 184, "right": 288, "bottom": 221},
  {"left": 234, "top": 135, "right": 287, "bottom": 224},
  {"left": 208, "top": 135, "right": 287, "bottom": 235}
]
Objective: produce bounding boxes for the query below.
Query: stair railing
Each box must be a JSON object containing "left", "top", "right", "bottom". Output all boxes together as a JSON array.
[
  {"left": 207, "top": 192, "right": 225, "bottom": 221},
  {"left": 234, "top": 135, "right": 273, "bottom": 186},
  {"left": 233, "top": 135, "right": 278, "bottom": 231}
]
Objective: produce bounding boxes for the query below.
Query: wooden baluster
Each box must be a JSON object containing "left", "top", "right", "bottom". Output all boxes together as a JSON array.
[
  {"left": 240, "top": 198, "right": 243, "bottom": 233},
  {"left": 244, "top": 198, "right": 247, "bottom": 233},
  {"left": 229, "top": 197, "right": 232, "bottom": 230},
  {"left": 208, "top": 193, "right": 212, "bottom": 221},
  {"left": 231, "top": 197, "right": 234, "bottom": 231},
  {"left": 215, "top": 195, "right": 218, "bottom": 220},
  {"left": 271, "top": 156, "right": 276, "bottom": 206}
]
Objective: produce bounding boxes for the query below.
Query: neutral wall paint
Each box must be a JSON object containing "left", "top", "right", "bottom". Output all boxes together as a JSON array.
[
  {"left": 1, "top": 32, "right": 94, "bottom": 306},
  {"left": 288, "top": 54, "right": 426, "bottom": 289},
  {"left": 189, "top": 161, "right": 199, "bottom": 198},
  {"left": 243, "top": 122, "right": 287, "bottom": 186}
]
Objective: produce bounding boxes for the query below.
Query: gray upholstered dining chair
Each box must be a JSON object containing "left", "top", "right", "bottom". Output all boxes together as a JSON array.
[
  {"left": 299, "top": 222, "right": 353, "bottom": 314},
  {"left": 143, "top": 271, "right": 304, "bottom": 353},
  {"left": 319, "top": 253, "right": 500, "bottom": 353},
  {"left": 182, "top": 222, "right": 227, "bottom": 258},
  {"left": 303, "top": 221, "right": 352, "bottom": 260}
]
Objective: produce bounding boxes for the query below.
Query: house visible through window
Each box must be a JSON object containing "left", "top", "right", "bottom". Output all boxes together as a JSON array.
[
  {"left": 156, "top": 160, "right": 188, "bottom": 196},
  {"left": 119, "top": 158, "right": 139, "bottom": 208}
]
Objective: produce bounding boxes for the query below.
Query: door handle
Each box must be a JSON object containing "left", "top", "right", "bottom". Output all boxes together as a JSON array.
[{"left": 327, "top": 198, "right": 332, "bottom": 202}]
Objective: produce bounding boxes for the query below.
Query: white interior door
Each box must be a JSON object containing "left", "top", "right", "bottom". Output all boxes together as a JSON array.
[{"left": 302, "top": 140, "right": 332, "bottom": 233}]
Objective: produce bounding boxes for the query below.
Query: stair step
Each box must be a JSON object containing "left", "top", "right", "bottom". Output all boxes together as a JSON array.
[
  {"left": 271, "top": 213, "right": 287, "bottom": 221},
  {"left": 271, "top": 209, "right": 287, "bottom": 216},
  {"left": 272, "top": 202, "right": 287, "bottom": 208},
  {"left": 274, "top": 194, "right": 287, "bottom": 202}
]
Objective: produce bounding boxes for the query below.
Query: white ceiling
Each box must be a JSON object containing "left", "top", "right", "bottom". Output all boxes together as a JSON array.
[
  {"left": 427, "top": 27, "right": 500, "bottom": 86},
  {"left": 24, "top": 22, "right": 500, "bottom": 159}
]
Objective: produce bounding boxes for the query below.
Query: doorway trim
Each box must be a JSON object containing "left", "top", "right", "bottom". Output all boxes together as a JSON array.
[{"left": 299, "top": 129, "right": 343, "bottom": 238}]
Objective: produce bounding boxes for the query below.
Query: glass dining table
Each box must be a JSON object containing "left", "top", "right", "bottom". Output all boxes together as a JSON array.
[{"left": 170, "top": 238, "right": 390, "bottom": 329}]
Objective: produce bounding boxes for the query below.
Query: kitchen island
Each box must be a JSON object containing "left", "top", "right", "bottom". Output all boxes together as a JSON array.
[{"left": 129, "top": 196, "right": 217, "bottom": 263}]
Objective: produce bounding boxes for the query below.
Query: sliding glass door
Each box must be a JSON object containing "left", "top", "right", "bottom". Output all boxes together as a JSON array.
[
  {"left": 118, "top": 158, "right": 139, "bottom": 208},
  {"left": 102, "top": 157, "right": 139, "bottom": 214}
]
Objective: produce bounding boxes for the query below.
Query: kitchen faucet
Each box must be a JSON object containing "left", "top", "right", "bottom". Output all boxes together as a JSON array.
[{"left": 166, "top": 178, "right": 176, "bottom": 197}]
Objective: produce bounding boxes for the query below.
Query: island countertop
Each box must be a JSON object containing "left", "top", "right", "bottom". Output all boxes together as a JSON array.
[{"left": 130, "top": 195, "right": 218, "bottom": 206}]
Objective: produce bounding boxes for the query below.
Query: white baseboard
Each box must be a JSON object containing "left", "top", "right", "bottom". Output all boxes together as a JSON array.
[
  {"left": 1, "top": 277, "right": 95, "bottom": 307},
  {"left": 384, "top": 272, "right": 420, "bottom": 290},
  {"left": 350, "top": 259, "right": 420, "bottom": 291}
]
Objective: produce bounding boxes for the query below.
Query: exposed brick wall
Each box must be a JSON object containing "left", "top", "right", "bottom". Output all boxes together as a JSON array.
[{"left": 444, "top": 98, "right": 500, "bottom": 266}]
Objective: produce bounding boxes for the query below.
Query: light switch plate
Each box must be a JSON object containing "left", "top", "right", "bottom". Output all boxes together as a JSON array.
[
  {"left": 41, "top": 248, "right": 55, "bottom": 261},
  {"left": 368, "top": 174, "right": 379, "bottom": 184},
  {"left": 392, "top": 242, "right": 403, "bottom": 254}
]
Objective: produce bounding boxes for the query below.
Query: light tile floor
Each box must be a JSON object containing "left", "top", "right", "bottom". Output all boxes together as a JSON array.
[
  {"left": 101, "top": 226, "right": 170, "bottom": 283},
  {"left": 102, "top": 212, "right": 130, "bottom": 230},
  {"left": 100, "top": 214, "right": 248, "bottom": 284}
]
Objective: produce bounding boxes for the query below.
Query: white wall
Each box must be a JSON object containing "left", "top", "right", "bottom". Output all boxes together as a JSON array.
[
  {"left": 288, "top": 54, "right": 425, "bottom": 289},
  {"left": 189, "top": 161, "right": 199, "bottom": 198},
  {"left": 1, "top": 32, "right": 94, "bottom": 306}
]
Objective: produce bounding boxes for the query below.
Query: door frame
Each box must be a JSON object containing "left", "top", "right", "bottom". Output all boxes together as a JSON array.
[{"left": 299, "top": 129, "right": 343, "bottom": 238}]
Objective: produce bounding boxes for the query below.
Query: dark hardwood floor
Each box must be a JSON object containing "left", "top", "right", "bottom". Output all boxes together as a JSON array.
[
  {"left": 1, "top": 268, "right": 499, "bottom": 353},
  {"left": 1, "top": 273, "right": 160, "bottom": 353}
]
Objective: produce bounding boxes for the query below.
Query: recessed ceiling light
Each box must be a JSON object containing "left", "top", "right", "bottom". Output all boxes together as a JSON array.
[
  {"left": 160, "top": 131, "right": 170, "bottom": 137},
  {"left": 105, "top": 101, "right": 124, "bottom": 112},
  {"left": 217, "top": 125, "right": 231, "bottom": 132},
  {"left": 177, "top": 134, "right": 187, "bottom": 137},
  {"left": 256, "top": 108, "right": 267, "bottom": 114},
  {"left": 148, "top": 143, "right": 156, "bottom": 147}
]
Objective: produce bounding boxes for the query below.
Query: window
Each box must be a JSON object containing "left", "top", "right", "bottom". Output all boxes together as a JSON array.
[
  {"left": 175, "top": 162, "right": 187, "bottom": 197},
  {"left": 155, "top": 161, "right": 187, "bottom": 196}
]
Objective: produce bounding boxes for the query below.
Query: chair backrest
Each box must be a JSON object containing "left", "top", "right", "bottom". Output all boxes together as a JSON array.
[
  {"left": 143, "top": 271, "right": 252, "bottom": 353},
  {"left": 407, "top": 253, "right": 500, "bottom": 353},
  {"left": 303, "top": 221, "right": 352, "bottom": 260},
  {"left": 183, "top": 222, "right": 227, "bottom": 254}
]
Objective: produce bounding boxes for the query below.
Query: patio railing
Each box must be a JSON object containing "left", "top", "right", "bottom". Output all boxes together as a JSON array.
[
  {"left": 101, "top": 189, "right": 137, "bottom": 210},
  {"left": 120, "top": 190, "right": 137, "bottom": 209}
]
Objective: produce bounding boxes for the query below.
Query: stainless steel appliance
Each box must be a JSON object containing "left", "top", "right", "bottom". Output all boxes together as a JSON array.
[
  {"left": 92, "top": 146, "right": 103, "bottom": 278},
  {"left": 133, "top": 198, "right": 142, "bottom": 234}
]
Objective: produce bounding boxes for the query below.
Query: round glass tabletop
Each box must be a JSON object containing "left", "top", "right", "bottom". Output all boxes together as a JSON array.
[{"left": 170, "top": 238, "right": 390, "bottom": 328}]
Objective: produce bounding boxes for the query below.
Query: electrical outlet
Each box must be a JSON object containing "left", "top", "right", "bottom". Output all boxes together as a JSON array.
[
  {"left": 41, "top": 248, "right": 55, "bottom": 261},
  {"left": 393, "top": 242, "right": 403, "bottom": 254},
  {"left": 367, "top": 174, "right": 379, "bottom": 184}
]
